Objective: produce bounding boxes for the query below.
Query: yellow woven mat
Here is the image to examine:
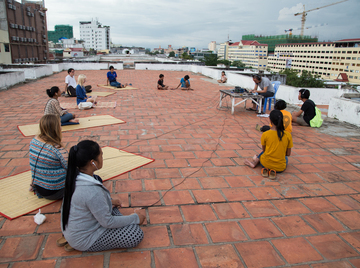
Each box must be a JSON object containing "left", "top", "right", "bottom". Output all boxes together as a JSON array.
[
  {"left": 18, "top": 115, "right": 125, "bottom": 137},
  {"left": 0, "top": 146, "right": 154, "bottom": 220},
  {"left": 97, "top": 84, "right": 138, "bottom": 90},
  {"left": 88, "top": 91, "right": 116, "bottom": 97},
  {"left": 60, "top": 102, "right": 116, "bottom": 109}
]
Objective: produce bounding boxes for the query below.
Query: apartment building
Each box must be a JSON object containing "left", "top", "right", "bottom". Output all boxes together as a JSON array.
[
  {"left": 268, "top": 42, "right": 335, "bottom": 79},
  {"left": 79, "top": 19, "right": 110, "bottom": 50},
  {"left": 330, "top": 39, "right": 360, "bottom": 83},
  {"left": 0, "top": 0, "right": 48, "bottom": 64},
  {"left": 219, "top": 40, "right": 268, "bottom": 70}
]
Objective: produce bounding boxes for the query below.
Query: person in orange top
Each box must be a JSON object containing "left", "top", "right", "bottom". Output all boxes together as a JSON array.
[{"left": 258, "top": 100, "right": 292, "bottom": 133}]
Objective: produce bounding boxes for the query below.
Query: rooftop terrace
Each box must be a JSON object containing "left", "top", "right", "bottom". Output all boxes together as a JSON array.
[{"left": 0, "top": 70, "right": 360, "bottom": 267}]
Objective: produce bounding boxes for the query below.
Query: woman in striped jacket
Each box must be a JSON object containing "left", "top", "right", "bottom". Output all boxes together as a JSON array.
[{"left": 29, "top": 114, "right": 67, "bottom": 200}]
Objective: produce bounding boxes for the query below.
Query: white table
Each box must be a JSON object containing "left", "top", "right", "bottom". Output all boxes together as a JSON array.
[{"left": 219, "top": 90, "right": 263, "bottom": 114}]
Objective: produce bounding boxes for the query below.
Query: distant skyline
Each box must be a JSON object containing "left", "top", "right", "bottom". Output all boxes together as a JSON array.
[{"left": 44, "top": 0, "right": 360, "bottom": 49}]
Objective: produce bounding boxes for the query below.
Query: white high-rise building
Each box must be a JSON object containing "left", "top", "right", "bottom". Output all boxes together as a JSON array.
[{"left": 79, "top": 19, "right": 110, "bottom": 50}]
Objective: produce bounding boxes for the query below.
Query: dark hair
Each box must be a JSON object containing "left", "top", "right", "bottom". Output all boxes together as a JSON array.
[
  {"left": 184, "top": 75, "right": 190, "bottom": 80},
  {"left": 62, "top": 140, "right": 101, "bottom": 230},
  {"left": 274, "top": 99, "right": 287, "bottom": 110},
  {"left": 222, "top": 71, "right": 225, "bottom": 75},
  {"left": 109, "top": 65, "right": 114, "bottom": 70},
  {"left": 299, "top": 88, "right": 310, "bottom": 99},
  {"left": 67, "top": 68, "right": 74, "bottom": 74},
  {"left": 252, "top": 74, "right": 261, "bottom": 81},
  {"left": 270, "top": 110, "right": 285, "bottom": 141},
  {"left": 46, "top": 86, "right": 60, "bottom": 98},
  {"left": 159, "top": 74, "right": 164, "bottom": 78}
]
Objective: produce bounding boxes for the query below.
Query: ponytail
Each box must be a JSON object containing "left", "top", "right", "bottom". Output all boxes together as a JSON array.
[
  {"left": 269, "top": 110, "right": 284, "bottom": 141},
  {"left": 46, "top": 86, "right": 60, "bottom": 98},
  {"left": 62, "top": 140, "right": 101, "bottom": 230}
]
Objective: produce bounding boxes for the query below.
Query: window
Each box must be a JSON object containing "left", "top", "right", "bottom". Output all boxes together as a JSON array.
[{"left": 4, "top": 44, "right": 10, "bottom": 52}]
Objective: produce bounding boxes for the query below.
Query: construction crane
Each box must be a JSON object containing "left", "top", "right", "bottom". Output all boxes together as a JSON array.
[
  {"left": 285, "top": 24, "right": 328, "bottom": 36},
  {"left": 294, "top": 0, "right": 348, "bottom": 36}
]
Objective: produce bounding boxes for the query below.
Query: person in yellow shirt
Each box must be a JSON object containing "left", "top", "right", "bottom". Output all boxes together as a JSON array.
[{"left": 245, "top": 110, "right": 293, "bottom": 179}]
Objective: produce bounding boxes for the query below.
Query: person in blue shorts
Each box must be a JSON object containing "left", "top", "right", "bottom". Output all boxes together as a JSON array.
[
  {"left": 176, "top": 75, "right": 193, "bottom": 90},
  {"left": 107, "top": 66, "right": 127, "bottom": 88}
]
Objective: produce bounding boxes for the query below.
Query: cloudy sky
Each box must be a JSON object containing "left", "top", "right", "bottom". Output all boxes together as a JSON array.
[{"left": 45, "top": 0, "right": 360, "bottom": 49}]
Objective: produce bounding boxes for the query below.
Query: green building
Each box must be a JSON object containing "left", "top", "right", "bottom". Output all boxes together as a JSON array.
[
  {"left": 48, "top": 25, "right": 73, "bottom": 43},
  {"left": 242, "top": 34, "right": 318, "bottom": 53}
]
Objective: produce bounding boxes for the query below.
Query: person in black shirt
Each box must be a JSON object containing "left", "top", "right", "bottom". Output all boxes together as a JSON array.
[
  {"left": 157, "top": 74, "right": 170, "bottom": 90},
  {"left": 292, "top": 89, "right": 316, "bottom": 126}
]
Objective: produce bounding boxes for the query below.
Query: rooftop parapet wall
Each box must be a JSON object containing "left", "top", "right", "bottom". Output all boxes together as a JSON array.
[
  {"left": 0, "top": 71, "right": 25, "bottom": 89},
  {"left": 328, "top": 97, "right": 360, "bottom": 127}
]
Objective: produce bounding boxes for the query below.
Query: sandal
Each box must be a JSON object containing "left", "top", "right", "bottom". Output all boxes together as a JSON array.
[
  {"left": 269, "top": 170, "right": 277, "bottom": 180},
  {"left": 56, "top": 235, "right": 67, "bottom": 247},
  {"left": 255, "top": 124, "right": 262, "bottom": 132},
  {"left": 261, "top": 168, "right": 269, "bottom": 177},
  {"left": 64, "top": 243, "right": 75, "bottom": 252}
]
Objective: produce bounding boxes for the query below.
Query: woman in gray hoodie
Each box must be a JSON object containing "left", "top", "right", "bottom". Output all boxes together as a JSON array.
[{"left": 61, "top": 140, "right": 145, "bottom": 251}]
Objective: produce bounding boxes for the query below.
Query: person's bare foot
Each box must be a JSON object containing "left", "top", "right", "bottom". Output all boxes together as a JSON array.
[
  {"left": 69, "top": 119, "right": 79, "bottom": 123},
  {"left": 244, "top": 158, "right": 256, "bottom": 168}
]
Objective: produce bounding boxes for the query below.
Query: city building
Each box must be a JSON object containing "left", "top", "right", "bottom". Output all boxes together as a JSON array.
[
  {"left": 268, "top": 42, "right": 335, "bottom": 79},
  {"left": 63, "top": 47, "right": 86, "bottom": 58},
  {"left": 219, "top": 40, "right": 268, "bottom": 70},
  {"left": 79, "top": 19, "right": 110, "bottom": 50},
  {"left": 0, "top": 0, "right": 49, "bottom": 64},
  {"left": 208, "top": 41, "right": 220, "bottom": 53},
  {"left": 47, "top": 25, "right": 73, "bottom": 43},
  {"left": 330, "top": 39, "right": 360, "bottom": 83},
  {"left": 242, "top": 34, "right": 318, "bottom": 53}
]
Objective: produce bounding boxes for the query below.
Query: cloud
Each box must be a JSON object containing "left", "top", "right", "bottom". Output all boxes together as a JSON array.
[{"left": 278, "top": 3, "right": 304, "bottom": 21}]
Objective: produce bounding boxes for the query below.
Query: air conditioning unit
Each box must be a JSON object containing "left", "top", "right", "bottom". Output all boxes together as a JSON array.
[
  {"left": 14, "top": 24, "right": 18, "bottom": 29},
  {"left": 44, "top": 50, "right": 47, "bottom": 53},
  {"left": 35, "top": 57, "right": 38, "bottom": 61},
  {"left": 27, "top": 12, "right": 31, "bottom": 16},
  {"left": 12, "top": 5, "right": 16, "bottom": 10},
  {"left": 43, "top": 39, "right": 46, "bottom": 43},
  {"left": 26, "top": 7, "right": 30, "bottom": 11},
  {"left": 8, "top": 4, "right": 12, "bottom": 8},
  {"left": 11, "top": 36, "right": 16, "bottom": 41},
  {"left": 14, "top": 59, "right": 19, "bottom": 63},
  {"left": 34, "top": 39, "right": 36, "bottom": 42},
  {"left": 7, "top": 0, "right": 12, "bottom": 3},
  {"left": 16, "top": 37, "right": 19, "bottom": 41},
  {"left": 24, "top": 38, "right": 27, "bottom": 42},
  {"left": 10, "top": 23, "right": 14, "bottom": 28},
  {"left": 42, "top": 34, "right": 46, "bottom": 38},
  {"left": 32, "top": 13, "right": 34, "bottom": 17},
  {"left": 20, "top": 37, "right": 24, "bottom": 42},
  {"left": 44, "top": 57, "right": 47, "bottom": 60},
  {"left": 42, "top": 25, "right": 45, "bottom": 29},
  {"left": 26, "top": 26, "right": 30, "bottom": 31},
  {"left": 19, "top": 25, "right": 22, "bottom": 30}
]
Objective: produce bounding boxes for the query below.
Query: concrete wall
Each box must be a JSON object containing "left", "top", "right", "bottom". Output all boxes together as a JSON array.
[
  {"left": 1, "top": 65, "right": 53, "bottom": 79},
  {"left": 328, "top": 97, "right": 360, "bottom": 127},
  {"left": 51, "top": 62, "right": 124, "bottom": 73},
  {"left": 135, "top": 63, "right": 191, "bottom": 71},
  {"left": 0, "top": 71, "right": 25, "bottom": 89}
]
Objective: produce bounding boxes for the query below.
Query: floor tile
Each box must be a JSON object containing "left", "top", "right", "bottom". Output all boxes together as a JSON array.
[
  {"left": 272, "top": 216, "right": 317, "bottom": 236},
  {"left": 302, "top": 213, "right": 345, "bottom": 233},
  {"left": 192, "top": 189, "right": 226, "bottom": 203},
  {"left": 154, "top": 248, "right": 198, "bottom": 268},
  {"left": 109, "top": 252, "right": 151, "bottom": 268},
  {"left": 170, "top": 224, "right": 208, "bottom": 246},
  {"left": 272, "top": 237, "right": 323, "bottom": 264},
  {"left": 181, "top": 205, "right": 217, "bottom": 222},
  {"left": 272, "top": 199, "right": 311, "bottom": 215},
  {"left": 162, "top": 190, "right": 195, "bottom": 205},
  {"left": 332, "top": 211, "right": 360, "bottom": 230},
  {"left": 212, "top": 203, "right": 249, "bottom": 219},
  {"left": 0, "top": 236, "right": 44, "bottom": 262},
  {"left": 196, "top": 245, "right": 244, "bottom": 268},
  {"left": 240, "top": 218, "right": 283, "bottom": 240},
  {"left": 59, "top": 255, "right": 104, "bottom": 268},
  {"left": 148, "top": 206, "right": 183, "bottom": 224},
  {"left": 300, "top": 197, "right": 340, "bottom": 213},
  {"left": 243, "top": 201, "right": 282, "bottom": 217},
  {"left": 205, "top": 221, "right": 247, "bottom": 242}
]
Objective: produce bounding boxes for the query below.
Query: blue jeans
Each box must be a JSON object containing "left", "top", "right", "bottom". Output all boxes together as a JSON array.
[
  {"left": 257, "top": 151, "right": 288, "bottom": 173},
  {"left": 110, "top": 81, "right": 121, "bottom": 87},
  {"left": 60, "top": 113, "right": 78, "bottom": 126}
]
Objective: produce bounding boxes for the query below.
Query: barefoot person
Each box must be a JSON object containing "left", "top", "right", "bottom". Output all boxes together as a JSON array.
[
  {"left": 157, "top": 74, "right": 170, "bottom": 90},
  {"left": 29, "top": 115, "right": 67, "bottom": 199},
  {"left": 44, "top": 86, "right": 79, "bottom": 126},
  {"left": 217, "top": 71, "right": 227, "bottom": 83},
  {"left": 107, "top": 66, "right": 127, "bottom": 88},
  {"left": 244, "top": 110, "right": 293, "bottom": 180},
  {"left": 76, "top": 74, "right": 97, "bottom": 107},
  {"left": 176, "top": 75, "right": 193, "bottom": 90},
  {"left": 61, "top": 140, "right": 145, "bottom": 252},
  {"left": 292, "top": 89, "right": 316, "bottom": 126}
]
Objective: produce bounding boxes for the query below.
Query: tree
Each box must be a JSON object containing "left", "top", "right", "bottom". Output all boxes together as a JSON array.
[
  {"left": 200, "top": 54, "right": 219, "bottom": 66},
  {"left": 280, "top": 69, "right": 324, "bottom": 88},
  {"left": 232, "top": 60, "right": 246, "bottom": 68},
  {"left": 168, "top": 51, "right": 175, "bottom": 57},
  {"left": 217, "top": 59, "right": 231, "bottom": 67},
  {"left": 181, "top": 52, "right": 193, "bottom": 59}
]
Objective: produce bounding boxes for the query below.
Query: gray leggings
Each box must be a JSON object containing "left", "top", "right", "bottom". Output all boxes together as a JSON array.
[{"left": 86, "top": 208, "right": 144, "bottom": 252}]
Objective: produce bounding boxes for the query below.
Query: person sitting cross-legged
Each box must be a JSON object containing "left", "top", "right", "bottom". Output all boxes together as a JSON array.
[{"left": 107, "top": 66, "right": 127, "bottom": 88}]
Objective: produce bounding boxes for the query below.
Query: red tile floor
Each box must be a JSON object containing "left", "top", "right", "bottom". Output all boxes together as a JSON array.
[{"left": 0, "top": 70, "right": 360, "bottom": 267}]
